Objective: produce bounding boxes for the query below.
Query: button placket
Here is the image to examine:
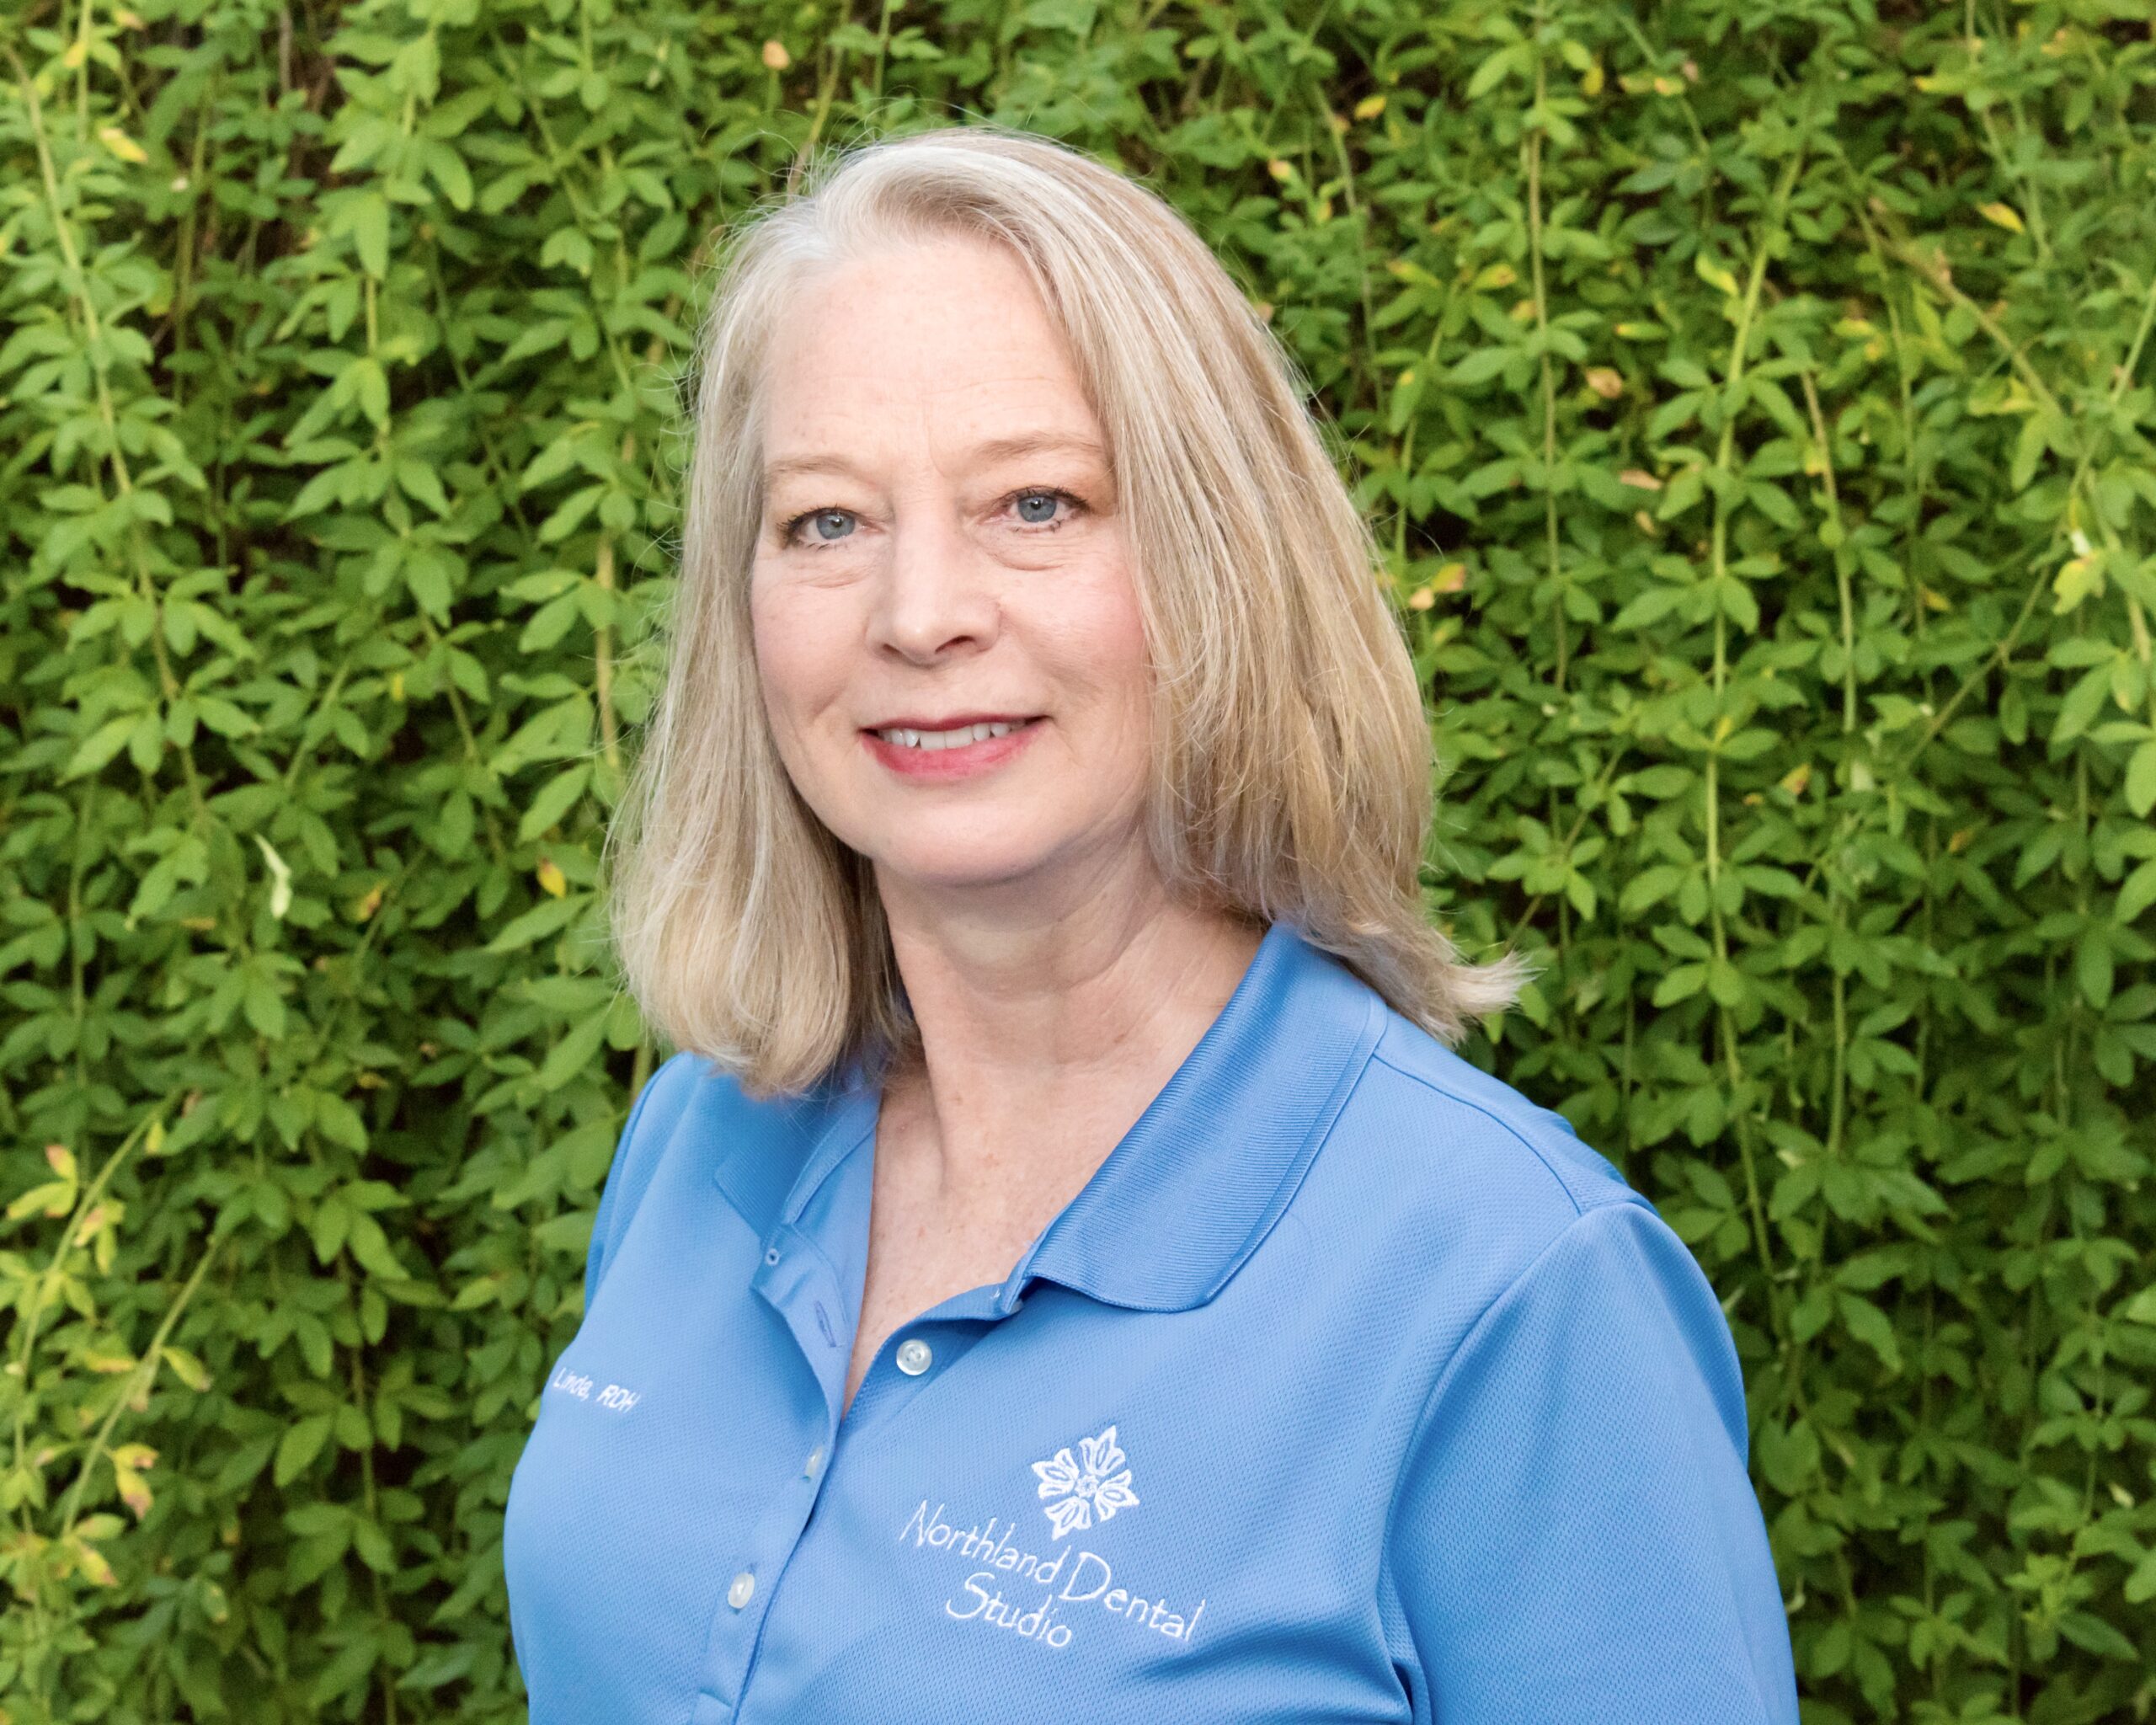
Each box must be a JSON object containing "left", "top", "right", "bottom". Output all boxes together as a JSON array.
[
  {"left": 827, "top": 1302, "right": 993, "bottom": 1434},
  {"left": 720, "top": 1292, "right": 1017, "bottom": 1720},
  {"left": 691, "top": 1405, "right": 836, "bottom": 1723},
  {"left": 691, "top": 1233, "right": 851, "bottom": 1725},
  {"left": 753, "top": 1226, "right": 854, "bottom": 1427}
]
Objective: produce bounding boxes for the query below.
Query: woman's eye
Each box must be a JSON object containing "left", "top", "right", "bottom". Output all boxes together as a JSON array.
[
  {"left": 1008, "top": 488, "right": 1086, "bottom": 531},
  {"left": 780, "top": 489, "right": 1080, "bottom": 550},
  {"left": 787, "top": 508, "right": 855, "bottom": 546}
]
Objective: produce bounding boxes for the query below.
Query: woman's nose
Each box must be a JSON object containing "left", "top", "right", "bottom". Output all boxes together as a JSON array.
[{"left": 869, "top": 501, "right": 997, "bottom": 662}]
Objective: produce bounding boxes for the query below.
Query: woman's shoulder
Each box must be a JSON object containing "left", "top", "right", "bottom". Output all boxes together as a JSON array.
[
  {"left": 1318, "top": 1011, "right": 1750, "bottom": 1449},
  {"left": 1350, "top": 1010, "right": 1638, "bottom": 1207},
  {"left": 1293, "top": 1007, "right": 1664, "bottom": 1312},
  {"left": 582, "top": 1050, "right": 846, "bottom": 1305},
  {"left": 622, "top": 1049, "right": 846, "bottom": 1147}
]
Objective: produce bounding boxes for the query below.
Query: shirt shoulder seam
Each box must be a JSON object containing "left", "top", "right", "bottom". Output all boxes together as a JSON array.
[
  {"left": 1366, "top": 1042, "right": 1594, "bottom": 1219},
  {"left": 1374, "top": 1193, "right": 1652, "bottom": 1611}
]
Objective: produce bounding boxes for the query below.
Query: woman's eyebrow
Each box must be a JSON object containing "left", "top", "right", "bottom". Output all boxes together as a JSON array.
[{"left": 762, "top": 431, "right": 1109, "bottom": 489}]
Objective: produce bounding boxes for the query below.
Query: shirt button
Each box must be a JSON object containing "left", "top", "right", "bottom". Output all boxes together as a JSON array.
[
  {"left": 894, "top": 1336, "right": 933, "bottom": 1375},
  {"left": 764, "top": 1246, "right": 781, "bottom": 1266},
  {"left": 728, "top": 1570, "right": 755, "bottom": 1609},
  {"left": 803, "top": 1445, "right": 825, "bottom": 1477}
]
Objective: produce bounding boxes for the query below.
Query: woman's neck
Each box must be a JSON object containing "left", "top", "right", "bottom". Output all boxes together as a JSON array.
[{"left": 874, "top": 899, "right": 1265, "bottom": 1208}]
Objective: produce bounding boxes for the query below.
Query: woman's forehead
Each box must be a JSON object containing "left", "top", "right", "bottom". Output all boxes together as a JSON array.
[
  {"left": 767, "top": 242, "right": 1070, "bottom": 387},
  {"left": 760, "top": 306, "right": 1104, "bottom": 482}
]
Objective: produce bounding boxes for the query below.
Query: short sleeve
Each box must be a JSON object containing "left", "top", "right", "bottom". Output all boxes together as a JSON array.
[
  {"left": 1384, "top": 1198, "right": 1800, "bottom": 1725},
  {"left": 582, "top": 1051, "right": 699, "bottom": 1311}
]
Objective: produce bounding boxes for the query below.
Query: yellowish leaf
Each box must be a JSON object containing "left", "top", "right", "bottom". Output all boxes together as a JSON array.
[
  {"left": 536, "top": 859, "right": 568, "bottom": 899},
  {"left": 1620, "top": 469, "right": 1663, "bottom": 491},
  {"left": 114, "top": 1465, "right": 152, "bottom": 1522},
  {"left": 761, "top": 39, "right": 790, "bottom": 69},
  {"left": 1695, "top": 254, "right": 1739, "bottom": 296},
  {"left": 98, "top": 127, "right": 148, "bottom": 165},
  {"left": 1353, "top": 93, "right": 1386, "bottom": 120},
  {"left": 1584, "top": 367, "right": 1624, "bottom": 400},
  {"left": 1977, "top": 201, "right": 2024, "bottom": 233},
  {"left": 160, "top": 1346, "right": 211, "bottom": 1391}
]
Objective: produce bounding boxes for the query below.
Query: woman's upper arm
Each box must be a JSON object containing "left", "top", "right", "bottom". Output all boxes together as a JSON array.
[{"left": 1383, "top": 1197, "right": 1800, "bottom": 1724}]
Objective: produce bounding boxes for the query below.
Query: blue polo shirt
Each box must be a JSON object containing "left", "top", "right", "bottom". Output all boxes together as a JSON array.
[{"left": 504, "top": 919, "right": 1799, "bottom": 1723}]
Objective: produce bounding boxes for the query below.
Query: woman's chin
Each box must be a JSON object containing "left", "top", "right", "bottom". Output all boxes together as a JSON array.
[{"left": 869, "top": 842, "right": 1065, "bottom": 897}]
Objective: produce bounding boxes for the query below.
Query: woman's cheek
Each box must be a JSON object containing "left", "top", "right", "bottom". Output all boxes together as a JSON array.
[{"left": 750, "top": 595, "right": 844, "bottom": 790}]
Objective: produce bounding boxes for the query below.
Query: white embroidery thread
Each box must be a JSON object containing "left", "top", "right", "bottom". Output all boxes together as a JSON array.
[{"left": 1030, "top": 1423, "right": 1139, "bottom": 1540}]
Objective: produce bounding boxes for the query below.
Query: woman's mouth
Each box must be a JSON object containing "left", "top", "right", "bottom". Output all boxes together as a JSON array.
[{"left": 860, "top": 716, "right": 1044, "bottom": 778}]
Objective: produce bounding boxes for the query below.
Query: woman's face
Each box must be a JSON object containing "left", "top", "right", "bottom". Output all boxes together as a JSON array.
[{"left": 749, "top": 235, "right": 1152, "bottom": 914}]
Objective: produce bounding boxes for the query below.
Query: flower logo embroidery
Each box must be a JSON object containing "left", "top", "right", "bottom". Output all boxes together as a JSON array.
[{"left": 1031, "top": 1423, "right": 1139, "bottom": 1540}]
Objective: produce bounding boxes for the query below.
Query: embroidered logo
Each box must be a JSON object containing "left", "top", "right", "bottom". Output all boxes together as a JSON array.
[{"left": 1030, "top": 1423, "right": 1139, "bottom": 1540}]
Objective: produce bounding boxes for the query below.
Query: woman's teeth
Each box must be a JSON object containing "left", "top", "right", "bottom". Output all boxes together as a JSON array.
[{"left": 874, "top": 719, "right": 1028, "bottom": 750}]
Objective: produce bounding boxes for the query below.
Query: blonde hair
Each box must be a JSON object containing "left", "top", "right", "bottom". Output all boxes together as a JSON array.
[{"left": 607, "top": 124, "right": 1533, "bottom": 1100}]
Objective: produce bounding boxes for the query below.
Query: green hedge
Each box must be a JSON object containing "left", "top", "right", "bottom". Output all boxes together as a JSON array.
[{"left": 3, "top": 0, "right": 2153, "bottom": 1718}]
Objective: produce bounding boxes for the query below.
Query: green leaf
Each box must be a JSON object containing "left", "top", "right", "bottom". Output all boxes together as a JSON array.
[
  {"left": 1836, "top": 1292, "right": 1903, "bottom": 1375},
  {"left": 2126, "top": 740, "right": 2156, "bottom": 817},
  {"left": 537, "top": 1009, "right": 611, "bottom": 1093},
  {"left": 518, "top": 764, "right": 592, "bottom": 841},
  {"left": 1465, "top": 42, "right": 1524, "bottom": 98},
  {"left": 274, "top": 1413, "right": 335, "bottom": 1487},
  {"left": 352, "top": 192, "right": 391, "bottom": 279}
]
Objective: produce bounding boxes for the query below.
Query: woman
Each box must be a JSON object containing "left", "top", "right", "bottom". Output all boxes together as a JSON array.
[{"left": 503, "top": 126, "right": 1801, "bottom": 1724}]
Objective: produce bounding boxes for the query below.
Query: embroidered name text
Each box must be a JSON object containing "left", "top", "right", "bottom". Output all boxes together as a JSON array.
[{"left": 547, "top": 1365, "right": 640, "bottom": 1413}]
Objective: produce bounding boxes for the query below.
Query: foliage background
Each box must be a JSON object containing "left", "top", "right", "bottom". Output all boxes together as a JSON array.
[{"left": 3, "top": 0, "right": 2154, "bottom": 1718}]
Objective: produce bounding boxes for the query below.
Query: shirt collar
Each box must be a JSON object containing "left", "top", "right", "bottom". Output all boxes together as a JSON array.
[{"left": 711, "top": 917, "right": 1387, "bottom": 1316}]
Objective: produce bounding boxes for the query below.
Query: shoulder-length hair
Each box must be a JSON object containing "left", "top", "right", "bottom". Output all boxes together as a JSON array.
[{"left": 606, "top": 123, "right": 1532, "bottom": 1101}]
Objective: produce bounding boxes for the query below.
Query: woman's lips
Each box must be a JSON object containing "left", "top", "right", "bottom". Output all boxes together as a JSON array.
[{"left": 860, "top": 716, "right": 1045, "bottom": 781}]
